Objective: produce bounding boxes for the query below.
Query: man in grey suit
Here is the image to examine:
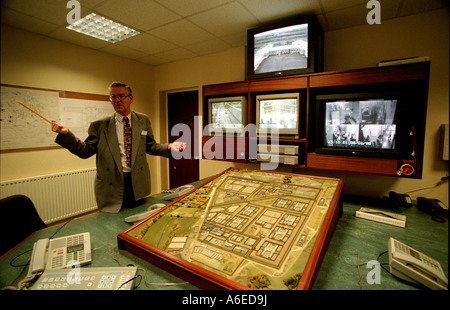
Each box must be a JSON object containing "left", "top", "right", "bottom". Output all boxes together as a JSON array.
[{"left": 51, "top": 82, "right": 185, "bottom": 213}]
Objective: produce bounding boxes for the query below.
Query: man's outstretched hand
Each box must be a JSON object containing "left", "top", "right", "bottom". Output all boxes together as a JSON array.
[
  {"left": 51, "top": 121, "right": 69, "bottom": 135},
  {"left": 168, "top": 141, "right": 186, "bottom": 152}
]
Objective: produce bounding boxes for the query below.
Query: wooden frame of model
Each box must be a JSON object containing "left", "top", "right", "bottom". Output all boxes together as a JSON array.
[{"left": 118, "top": 167, "right": 344, "bottom": 290}]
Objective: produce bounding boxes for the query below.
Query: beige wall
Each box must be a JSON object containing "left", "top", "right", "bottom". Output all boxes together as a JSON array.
[
  {"left": 155, "top": 8, "right": 449, "bottom": 206},
  {"left": 1, "top": 8, "right": 448, "bottom": 207}
]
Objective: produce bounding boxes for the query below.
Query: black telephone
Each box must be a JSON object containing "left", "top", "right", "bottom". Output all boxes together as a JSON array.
[
  {"left": 388, "top": 191, "right": 412, "bottom": 213},
  {"left": 416, "top": 197, "right": 448, "bottom": 222}
]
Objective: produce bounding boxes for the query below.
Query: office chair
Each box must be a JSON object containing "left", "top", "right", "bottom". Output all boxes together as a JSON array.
[{"left": 0, "top": 195, "right": 47, "bottom": 256}]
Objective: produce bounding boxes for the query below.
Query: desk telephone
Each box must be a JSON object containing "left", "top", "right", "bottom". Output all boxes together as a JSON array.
[
  {"left": 388, "top": 191, "right": 412, "bottom": 212},
  {"left": 417, "top": 197, "right": 448, "bottom": 222},
  {"left": 21, "top": 232, "right": 138, "bottom": 290},
  {"left": 27, "top": 232, "right": 92, "bottom": 278},
  {"left": 388, "top": 238, "right": 448, "bottom": 290}
]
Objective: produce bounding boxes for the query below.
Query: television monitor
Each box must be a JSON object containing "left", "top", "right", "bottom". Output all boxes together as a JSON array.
[
  {"left": 207, "top": 96, "right": 247, "bottom": 136},
  {"left": 256, "top": 93, "right": 300, "bottom": 138},
  {"left": 314, "top": 92, "right": 412, "bottom": 159},
  {"left": 247, "top": 15, "right": 323, "bottom": 80}
]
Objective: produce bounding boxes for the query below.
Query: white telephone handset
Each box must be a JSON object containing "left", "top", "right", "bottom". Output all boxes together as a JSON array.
[
  {"left": 388, "top": 238, "right": 448, "bottom": 290},
  {"left": 163, "top": 184, "right": 194, "bottom": 201},
  {"left": 25, "top": 233, "right": 92, "bottom": 279},
  {"left": 16, "top": 233, "right": 92, "bottom": 290},
  {"left": 27, "top": 238, "right": 49, "bottom": 277}
]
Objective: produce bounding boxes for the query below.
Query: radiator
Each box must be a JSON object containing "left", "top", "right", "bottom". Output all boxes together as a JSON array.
[{"left": 0, "top": 168, "right": 97, "bottom": 224}]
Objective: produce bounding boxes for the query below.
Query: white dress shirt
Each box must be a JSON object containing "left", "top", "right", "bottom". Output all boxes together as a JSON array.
[{"left": 114, "top": 113, "right": 132, "bottom": 173}]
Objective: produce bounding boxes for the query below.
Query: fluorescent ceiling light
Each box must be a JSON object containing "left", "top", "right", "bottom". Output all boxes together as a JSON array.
[{"left": 66, "top": 13, "right": 139, "bottom": 43}]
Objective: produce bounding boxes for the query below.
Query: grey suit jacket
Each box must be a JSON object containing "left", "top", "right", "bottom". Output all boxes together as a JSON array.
[{"left": 55, "top": 111, "right": 169, "bottom": 213}]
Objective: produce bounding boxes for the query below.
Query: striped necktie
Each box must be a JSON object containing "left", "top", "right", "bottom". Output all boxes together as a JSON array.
[{"left": 123, "top": 116, "right": 132, "bottom": 168}]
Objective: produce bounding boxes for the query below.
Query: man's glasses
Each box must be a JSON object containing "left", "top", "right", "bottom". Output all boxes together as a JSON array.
[{"left": 109, "top": 94, "right": 129, "bottom": 100}]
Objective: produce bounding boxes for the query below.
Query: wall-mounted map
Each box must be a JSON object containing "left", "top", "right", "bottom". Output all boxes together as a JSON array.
[
  {"left": 0, "top": 86, "right": 59, "bottom": 150},
  {"left": 1, "top": 85, "right": 112, "bottom": 151}
]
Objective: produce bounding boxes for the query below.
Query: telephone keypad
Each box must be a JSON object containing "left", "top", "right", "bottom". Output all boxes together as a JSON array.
[
  {"left": 395, "top": 239, "right": 442, "bottom": 272},
  {"left": 32, "top": 267, "right": 137, "bottom": 290}
]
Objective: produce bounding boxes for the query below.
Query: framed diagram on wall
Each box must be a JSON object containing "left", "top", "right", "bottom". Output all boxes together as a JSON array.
[{"left": 0, "top": 84, "right": 112, "bottom": 152}]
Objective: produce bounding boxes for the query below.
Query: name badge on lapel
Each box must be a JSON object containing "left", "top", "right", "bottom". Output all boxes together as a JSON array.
[{"left": 141, "top": 130, "right": 147, "bottom": 136}]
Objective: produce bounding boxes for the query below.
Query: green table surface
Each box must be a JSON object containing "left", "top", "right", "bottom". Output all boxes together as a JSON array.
[
  {"left": 313, "top": 196, "right": 448, "bottom": 290},
  {"left": 0, "top": 182, "right": 447, "bottom": 292}
]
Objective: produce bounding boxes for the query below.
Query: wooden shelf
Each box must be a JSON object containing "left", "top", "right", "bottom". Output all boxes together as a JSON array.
[
  {"left": 249, "top": 75, "right": 308, "bottom": 92},
  {"left": 202, "top": 62, "right": 429, "bottom": 178},
  {"left": 203, "top": 81, "right": 248, "bottom": 96},
  {"left": 202, "top": 136, "right": 248, "bottom": 163},
  {"left": 309, "top": 63, "right": 429, "bottom": 88},
  {"left": 306, "top": 152, "right": 399, "bottom": 176}
]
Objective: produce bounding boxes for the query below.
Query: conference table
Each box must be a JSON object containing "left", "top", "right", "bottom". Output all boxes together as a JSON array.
[{"left": 0, "top": 177, "right": 447, "bottom": 293}]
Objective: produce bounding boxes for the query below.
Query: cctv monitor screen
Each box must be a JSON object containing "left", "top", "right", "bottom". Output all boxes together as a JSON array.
[
  {"left": 324, "top": 99, "right": 397, "bottom": 150},
  {"left": 256, "top": 93, "right": 300, "bottom": 137},
  {"left": 207, "top": 96, "right": 247, "bottom": 135},
  {"left": 253, "top": 23, "right": 308, "bottom": 75}
]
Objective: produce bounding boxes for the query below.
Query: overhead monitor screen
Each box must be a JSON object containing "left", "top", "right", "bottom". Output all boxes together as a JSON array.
[{"left": 254, "top": 23, "right": 308, "bottom": 74}]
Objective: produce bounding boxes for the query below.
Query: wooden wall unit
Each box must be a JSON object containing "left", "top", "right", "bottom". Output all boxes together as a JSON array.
[
  {"left": 202, "top": 136, "right": 248, "bottom": 163},
  {"left": 202, "top": 62, "right": 430, "bottom": 178}
]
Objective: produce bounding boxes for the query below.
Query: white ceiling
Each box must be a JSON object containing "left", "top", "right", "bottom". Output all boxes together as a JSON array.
[{"left": 1, "top": 0, "right": 448, "bottom": 66}]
